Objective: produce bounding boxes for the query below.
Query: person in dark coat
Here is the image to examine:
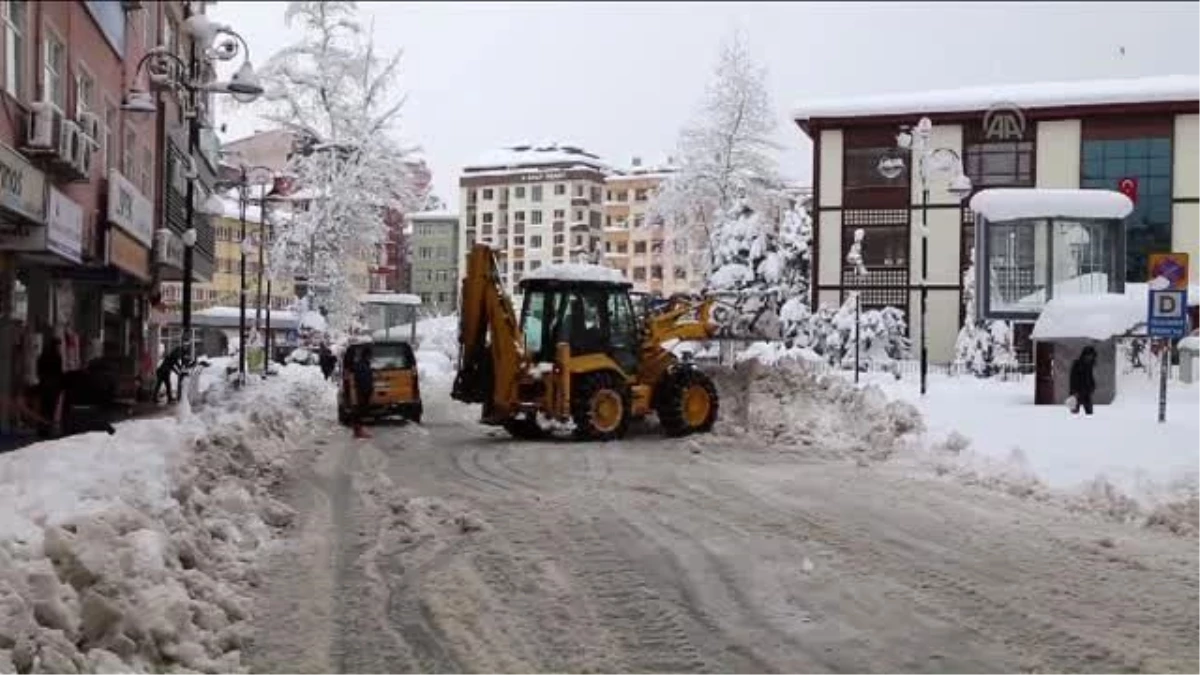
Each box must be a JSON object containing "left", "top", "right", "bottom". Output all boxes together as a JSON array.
[
  {"left": 351, "top": 346, "right": 375, "bottom": 438},
  {"left": 1069, "top": 345, "right": 1098, "bottom": 416},
  {"left": 36, "top": 337, "right": 64, "bottom": 437},
  {"left": 155, "top": 347, "right": 184, "bottom": 404},
  {"left": 318, "top": 344, "right": 336, "bottom": 380}
]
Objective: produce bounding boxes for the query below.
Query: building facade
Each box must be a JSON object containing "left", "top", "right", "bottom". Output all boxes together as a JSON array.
[
  {"left": 602, "top": 161, "right": 704, "bottom": 296},
  {"left": 459, "top": 143, "right": 608, "bottom": 298},
  {"left": 407, "top": 210, "right": 460, "bottom": 313},
  {"left": 0, "top": 0, "right": 201, "bottom": 429},
  {"left": 795, "top": 74, "right": 1199, "bottom": 364}
]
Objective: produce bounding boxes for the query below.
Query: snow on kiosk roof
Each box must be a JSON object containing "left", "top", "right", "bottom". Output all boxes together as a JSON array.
[
  {"left": 1031, "top": 293, "right": 1145, "bottom": 342},
  {"left": 792, "top": 74, "right": 1199, "bottom": 125},
  {"left": 521, "top": 263, "right": 628, "bottom": 286},
  {"left": 970, "top": 188, "right": 1134, "bottom": 222},
  {"left": 359, "top": 293, "right": 421, "bottom": 305}
]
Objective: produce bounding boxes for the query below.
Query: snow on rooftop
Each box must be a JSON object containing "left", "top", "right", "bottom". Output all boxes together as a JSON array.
[
  {"left": 522, "top": 262, "right": 627, "bottom": 285},
  {"left": 793, "top": 74, "right": 1199, "bottom": 122},
  {"left": 407, "top": 210, "right": 459, "bottom": 221},
  {"left": 971, "top": 189, "right": 1133, "bottom": 222},
  {"left": 464, "top": 143, "right": 610, "bottom": 172},
  {"left": 1031, "top": 293, "right": 1145, "bottom": 341}
]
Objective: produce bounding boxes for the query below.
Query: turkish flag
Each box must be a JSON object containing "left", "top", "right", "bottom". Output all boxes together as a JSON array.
[{"left": 1118, "top": 177, "right": 1138, "bottom": 204}]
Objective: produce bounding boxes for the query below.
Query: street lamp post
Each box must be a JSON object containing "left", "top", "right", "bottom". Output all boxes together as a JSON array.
[
  {"left": 216, "top": 164, "right": 274, "bottom": 384},
  {"left": 123, "top": 10, "right": 263, "bottom": 372},
  {"left": 895, "top": 118, "right": 973, "bottom": 396}
]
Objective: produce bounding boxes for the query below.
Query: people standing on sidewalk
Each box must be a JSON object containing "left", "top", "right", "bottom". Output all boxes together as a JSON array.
[
  {"left": 35, "top": 337, "right": 64, "bottom": 438},
  {"left": 318, "top": 343, "right": 337, "bottom": 380},
  {"left": 351, "top": 346, "right": 374, "bottom": 439},
  {"left": 155, "top": 347, "right": 183, "bottom": 404},
  {"left": 1069, "top": 346, "right": 1098, "bottom": 416}
]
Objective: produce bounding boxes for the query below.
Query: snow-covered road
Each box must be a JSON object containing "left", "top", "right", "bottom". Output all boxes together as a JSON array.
[{"left": 247, "top": 384, "right": 1199, "bottom": 674}]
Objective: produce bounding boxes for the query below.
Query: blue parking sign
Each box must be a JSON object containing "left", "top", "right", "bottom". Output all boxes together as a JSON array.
[{"left": 1147, "top": 289, "right": 1188, "bottom": 338}]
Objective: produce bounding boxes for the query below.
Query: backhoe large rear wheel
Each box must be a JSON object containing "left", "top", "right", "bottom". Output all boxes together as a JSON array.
[
  {"left": 572, "top": 372, "right": 631, "bottom": 441},
  {"left": 657, "top": 368, "right": 719, "bottom": 437}
]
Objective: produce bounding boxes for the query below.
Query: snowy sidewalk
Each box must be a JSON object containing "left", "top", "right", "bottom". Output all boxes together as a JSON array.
[{"left": 0, "top": 363, "right": 334, "bottom": 674}]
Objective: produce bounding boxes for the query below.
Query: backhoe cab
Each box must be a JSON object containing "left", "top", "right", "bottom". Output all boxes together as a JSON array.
[{"left": 451, "top": 244, "right": 721, "bottom": 441}]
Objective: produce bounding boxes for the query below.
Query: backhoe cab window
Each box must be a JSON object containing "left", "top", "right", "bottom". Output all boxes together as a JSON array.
[{"left": 522, "top": 291, "right": 547, "bottom": 356}]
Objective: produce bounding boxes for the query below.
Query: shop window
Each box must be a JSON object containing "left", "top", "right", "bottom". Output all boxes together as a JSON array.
[
  {"left": 842, "top": 226, "right": 908, "bottom": 268},
  {"left": 964, "top": 140, "right": 1034, "bottom": 188}
]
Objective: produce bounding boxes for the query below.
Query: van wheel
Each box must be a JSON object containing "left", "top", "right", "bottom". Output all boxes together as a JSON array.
[{"left": 572, "top": 372, "right": 631, "bottom": 441}]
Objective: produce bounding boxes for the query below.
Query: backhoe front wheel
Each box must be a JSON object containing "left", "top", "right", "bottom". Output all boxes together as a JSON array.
[
  {"left": 657, "top": 369, "right": 719, "bottom": 437},
  {"left": 572, "top": 372, "right": 631, "bottom": 441}
]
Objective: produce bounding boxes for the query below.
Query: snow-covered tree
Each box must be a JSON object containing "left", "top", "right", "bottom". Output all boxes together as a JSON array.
[
  {"left": 253, "top": 1, "right": 426, "bottom": 330},
  {"left": 953, "top": 250, "right": 1017, "bottom": 376},
  {"left": 774, "top": 201, "right": 813, "bottom": 340},
  {"left": 649, "top": 31, "right": 782, "bottom": 274}
]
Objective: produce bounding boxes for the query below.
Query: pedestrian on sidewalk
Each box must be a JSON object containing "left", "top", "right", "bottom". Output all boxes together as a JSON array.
[
  {"left": 318, "top": 343, "right": 336, "bottom": 381},
  {"left": 1068, "top": 345, "right": 1097, "bottom": 416},
  {"left": 351, "top": 346, "right": 374, "bottom": 439},
  {"left": 155, "top": 347, "right": 183, "bottom": 404},
  {"left": 36, "top": 337, "right": 64, "bottom": 438}
]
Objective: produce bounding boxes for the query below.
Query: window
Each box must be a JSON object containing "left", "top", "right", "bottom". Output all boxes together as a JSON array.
[
  {"left": 436, "top": 269, "right": 450, "bottom": 282},
  {"left": 634, "top": 241, "right": 647, "bottom": 254},
  {"left": 617, "top": 190, "right": 629, "bottom": 202},
  {"left": 590, "top": 186, "right": 602, "bottom": 203},
  {"left": 436, "top": 245, "right": 448, "bottom": 259},
  {"left": 530, "top": 235, "right": 542, "bottom": 249},
  {"left": 589, "top": 211, "right": 601, "bottom": 229},
  {"left": 514, "top": 211, "right": 526, "bottom": 223},
  {"left": 423, "top": 269, "right": 434, "bottom": 282},
  {"left": 843, "top": 139, "right": 908, "bottom": 207},
  {"left": 573, "top": 210, "right": 583, "bottom": 222},
  {"left": 633, "top": 267, "right": 646, "bottom": 281},
  {"left": 554, "top": 183, "right": 566, "bottom": 196},
  {"left": 635, "top": 188, "right": 648, "bottom": 202},
  {"left": 651, "top": 265, "right": 662, "bottom": 280},
  {"left": 531, "top": 211, "right": 543, "bottom": 225},
  {"left": 122, "top": 124, "right": 136, "bottom": 177},
  {"left": 673, "top": 239, "right": 688, "bottom": 255},
  {"left": 514, "top": 235, "right": 525, "bottom": 247},
  {"left": 553, "top": 209, "right": 565, "bottom": 219},
  {"left": 468, "top": 189, "right": 478, "bottom": 203},
  {"left": 531, "top": 185, "right": 543, "bottom": 202},
  {"left": 482, "top": 212, "right": 494, "bottom": 224},
  {"left": 1081, "top": 135, "right": 1173, "bottom": 281},
  {"left": 103, "top": 101, "right": 117, "bottom": 172},
  {"left": 3, "top": 0, "right": 26, "bottom": 98},
  {"left": 843, "top": 226, "right": 908, "bottom": 267},
  {"left": 482, "top": 188, "right": 494, "bottom": 200},
  {"left": 418, "top": 246, "right": 433, "bottom": 259},
  {"left": 514, "top": 186, "right": 526, "bottom": 199},
  {"left": 574, "top": 234, "right": 584, "bottom": 246},
  {"left": 674, "top": 266, "right": 687, "bottom": 280},
  {"left": 553, "top": 233, "right": 565, "bottom": 245},
  {"left": 617, "top": 242, "right": 628, "bottom": 254},
  {"left": 514, "top": 260, "right": 525, "bottom": 272},
  {"left": 42, "top": 29, "right": 66, "bottom": 109},
  {"left": 633, "top": 214, "right": 645, "bottom": 229}
]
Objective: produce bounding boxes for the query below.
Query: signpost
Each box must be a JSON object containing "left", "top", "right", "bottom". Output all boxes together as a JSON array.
[{"left": 1146, "top": 252, "right": 1190, "bottom": 423}]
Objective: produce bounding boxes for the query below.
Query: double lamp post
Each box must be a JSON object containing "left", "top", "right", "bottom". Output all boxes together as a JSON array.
[
  {"left": 891, "top": 117, "right": 973, "bottom": 395},
  {"left": 123, "top": 9, "right": 263, "bottom": 370}
]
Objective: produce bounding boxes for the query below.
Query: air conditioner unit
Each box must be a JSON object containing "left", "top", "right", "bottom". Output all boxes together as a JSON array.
[
  {"left": 58, "top": 120, "right": 80, "bottom": 164},
  {"left": 25, "top": 101, "right": 64, "bottom": 151},
  {"left": 77, "top": 111, "right": 101, "bottom": 142},
  {"left": 72, "top": 131, "right": 94, "bottom": 177}
]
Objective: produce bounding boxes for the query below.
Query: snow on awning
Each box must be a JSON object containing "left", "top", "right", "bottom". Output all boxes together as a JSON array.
[
  {"left": 970, "top": 188, "right": 1133, "bottom": 222},
  {"left": 1031, "top": 293, "right": 1144, "bottom": 342},
  {"left": 359, "top": 293, "right": 422, "bottom": 306},
  {"left": 522, "top": 263, "right": 627, "bottom": 284},
  {"left": 792, "top": 74, "right": 1199, "bottom": 123}
]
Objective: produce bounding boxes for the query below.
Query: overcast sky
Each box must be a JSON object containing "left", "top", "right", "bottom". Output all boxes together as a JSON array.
[{"left": 211, "top": 1, "right": 1198, "bottom": 209}]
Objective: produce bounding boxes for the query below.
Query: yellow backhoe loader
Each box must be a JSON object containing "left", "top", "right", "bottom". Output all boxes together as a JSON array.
[{"left": 451, "top": 243, "right": 774, "bottom": 441}]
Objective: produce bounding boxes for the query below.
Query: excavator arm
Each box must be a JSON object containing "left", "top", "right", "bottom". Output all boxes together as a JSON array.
[{"left": 451, "top": 244, "right": 526, "bottom": 423}]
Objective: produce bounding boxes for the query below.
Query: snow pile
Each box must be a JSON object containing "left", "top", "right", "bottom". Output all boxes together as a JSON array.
[
  {"left": 1032, "top": 293, "right": 1144, "bottom": 341},
  {"left": 709, "top": 358, "right": 924, "bottom": 463},
  {"left": 522, "top": 262, "right": 626, "bottom": 284},
  {"left": 0, "top": 364, "right": 333, "bottom": 673}
]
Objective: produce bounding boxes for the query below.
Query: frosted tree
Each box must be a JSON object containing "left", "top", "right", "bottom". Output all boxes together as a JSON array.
[
  {"left": 253, "top": 1, "right": 426, "bottom": 330},
  {"left": 649, "top": 31, "right": 782, "bottom": 274},
  {"left": 954, "top": 249, "right": 1017, "bottom": 376}
]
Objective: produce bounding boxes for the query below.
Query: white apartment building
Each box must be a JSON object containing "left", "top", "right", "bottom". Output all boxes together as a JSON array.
[
  {"left": 459, "top": 144, "right": 608, "bottom": 298},
  {"left": 602, "top": 161, "right": 705, "bottom": 296},
  {"left": 794, "top": 74, "right": 1199, "bottom": 364}
]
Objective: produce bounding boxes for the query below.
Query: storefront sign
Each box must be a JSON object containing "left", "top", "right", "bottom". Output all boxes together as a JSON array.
[
  {"left": 107, "top": 169, "right": 153, "bottom": 247},
  {"left": 154, "top": 228, "right": 185, "bottom": 269},
  {"left": 0, "top": 141, "right": 47, "bottom": 224},
  {"left": 0, "top": 187, "right": 83, "bottom": 263},
  {"left": 106, "top": 228, "right": 151, "bottom": 281}
]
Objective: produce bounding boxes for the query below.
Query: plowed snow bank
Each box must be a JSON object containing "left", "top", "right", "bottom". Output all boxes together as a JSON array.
[{"left": 0, "top": 365, "right": 333, "bottom": 673}]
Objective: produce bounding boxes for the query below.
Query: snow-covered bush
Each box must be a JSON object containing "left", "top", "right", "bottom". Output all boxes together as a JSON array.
[{"left": 953, "top": 252, "right": 1017, "bottom": 376}]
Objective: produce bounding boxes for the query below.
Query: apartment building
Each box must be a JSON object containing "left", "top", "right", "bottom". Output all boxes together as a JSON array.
[
  {"left": 602, "top": 160, "right": 705, "bottom": 296},
  {"left": 794, "top": 74, "right": 1199, "bottom": 364},
  {"left": 459, "top": 143, "right": 608, "bottom": 297},
  {"left": 0, "top": 0, "right": 207, "bottom": 428},
  {"left": 408, "top": 210, "right": 460, "bottom": 313}
]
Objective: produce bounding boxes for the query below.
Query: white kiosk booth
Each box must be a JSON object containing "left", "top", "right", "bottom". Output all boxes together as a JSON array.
[{"left": 360, "top": 293, "right": 422, "bottom": 343}]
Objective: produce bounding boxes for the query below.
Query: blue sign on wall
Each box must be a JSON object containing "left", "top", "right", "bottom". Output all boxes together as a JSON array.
[{"left": 1147, "top": 289, "right": 1188, "bottom": 338}]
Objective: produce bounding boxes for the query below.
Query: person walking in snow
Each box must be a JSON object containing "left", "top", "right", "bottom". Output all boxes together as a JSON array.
[
  {"left": 35, "top": 337, "right": 64, "bottom": 437},
  {"left": 318, "top": 343, "right": 336, "bottom": 380},
  {"left": 155, "top": 346, "right": 184, "bottom": 404},
  {"left": 1069, "top": 345, "right": 1098, "bottom": 416},
  {"left": 351, "top": 346, "right": 375, "bottom": 439}
]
